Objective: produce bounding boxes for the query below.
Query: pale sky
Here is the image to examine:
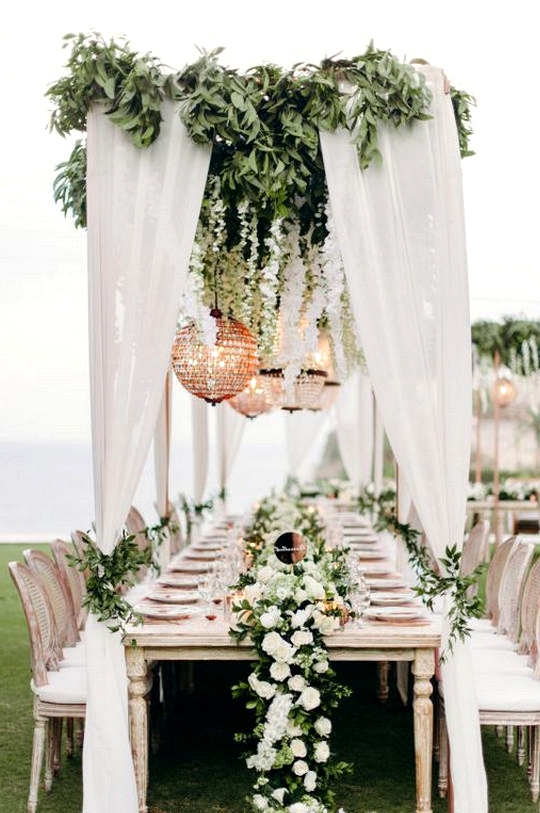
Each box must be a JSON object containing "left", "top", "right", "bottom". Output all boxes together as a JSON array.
[{"left": 1, "top": 0, "right": 539, "bottom": 442}]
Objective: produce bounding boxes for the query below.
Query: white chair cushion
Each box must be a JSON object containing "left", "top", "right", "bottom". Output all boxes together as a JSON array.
[
  {"left": 32, "top": 666, "right": 87, "bottom": 704},
  {"left": 474, "top": 675, "right": 540, "bottom": 713},
  {"left": 60, "top": 641, "right": 86, "bottom": 668},
  {"left": 470, "top": 631, "right": 517, "bottom": 651}
]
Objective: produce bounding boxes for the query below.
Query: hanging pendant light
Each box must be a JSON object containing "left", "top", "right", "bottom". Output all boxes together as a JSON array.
[
  {"left": 171, "top": 308, "right": 258, "bottom": 405},
  {"left": 259, "top": 367, "right": 328, "bottom": 412},
  {"left": 228, "top": 375, "right": 275, "bottom": 419}
]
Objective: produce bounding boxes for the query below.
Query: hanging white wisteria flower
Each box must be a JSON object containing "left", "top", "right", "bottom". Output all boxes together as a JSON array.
[
  {"left": 230, "top": 493, "right": 353, "bottom": 813},
  {"left": 259, "top": 217, "right": 285, "bottom": 361},
  {"left": 318, "top": 204, "right": 348, "bottom": 380}
]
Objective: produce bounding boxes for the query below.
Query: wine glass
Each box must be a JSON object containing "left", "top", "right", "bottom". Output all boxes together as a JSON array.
[
  {"left": 197, "top": 574, "right": 217, "bottom": 620},
  {"left": 350, "top": 573, "right": 371, "bottom": 627}
]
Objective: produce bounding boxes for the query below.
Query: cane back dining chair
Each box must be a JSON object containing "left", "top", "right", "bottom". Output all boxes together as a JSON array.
[
  {"left": 54, "top": 537, "right": 88, "bottom": 633},
  {"left": 8, "top": 561, "right": 86, "bottom": 813}
]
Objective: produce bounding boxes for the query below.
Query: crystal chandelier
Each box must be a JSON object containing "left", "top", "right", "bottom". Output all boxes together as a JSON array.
[
  {"left": 258, "top": 367, "right": 328, "bottom": 413},
  {"left": 228, "top": 375, "right": 275, "bottom": 419},
  {"left": 171, "top": 308, "right": 258, "bottom": 405}
]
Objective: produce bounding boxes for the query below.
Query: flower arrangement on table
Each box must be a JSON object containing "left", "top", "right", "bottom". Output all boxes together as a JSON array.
[{"left": 229, "top": 493, "right": 353, "bottom": 813}]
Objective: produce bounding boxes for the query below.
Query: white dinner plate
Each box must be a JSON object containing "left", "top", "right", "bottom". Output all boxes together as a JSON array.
[
  {"left": 365, "top": 606, "right": 427, "bottom": 623},
  {"left": 158, "top": 576, "right": 199, "bottom": 589},
  {"left": 344, "top": 535, "right": 378, "bottom": 544},
  {"left": 369, "top": 591, "right": 416, "bottom": 606},
  {"left": 166, "top": 561, "right": 210, "bottom": 573},
  {"left": 147, "top": 589, "right": 201, "bottom": 604},
  {"left": 355, "top": 550, "right": 386, "bottom": 560},
  {"left": 190, "top": 542, "right": 224, "bottom": 552},
  {"left": 137, "top": 604, "right": 202, "bottom": 620},
  {"left": 366, "top": 577, "right": 409, "bottom": 590},
  {"left": 361, "top": 564, "right": 393, "bottom": 575},
  {"left": 183, "top": 551, "right": 218, "bottom": 561}
]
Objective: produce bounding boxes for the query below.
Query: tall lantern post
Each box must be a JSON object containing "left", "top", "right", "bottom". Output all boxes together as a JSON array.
[{"left": 491, "top": 350, "right": 517, "bottom": 545}]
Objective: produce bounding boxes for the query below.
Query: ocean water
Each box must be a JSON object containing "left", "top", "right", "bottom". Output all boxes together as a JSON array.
[{"left": 0, "top": 440, "right": 290, "bottom": 541}]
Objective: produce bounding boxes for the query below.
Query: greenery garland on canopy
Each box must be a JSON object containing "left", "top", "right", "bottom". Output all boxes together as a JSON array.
[
  {"left": 47, "top": 32, "right": 475, "bottom": 376},
  {"left": 472, "top": 317, "right": 540, "bottom": 376}
]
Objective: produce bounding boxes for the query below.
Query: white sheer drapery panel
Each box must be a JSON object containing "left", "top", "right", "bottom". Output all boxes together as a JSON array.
[
  {"left": 373, "top": 401, "right": 385, "bottom": 496},
  {"left": 284, "top": 410, "right": 329, "bottom": 481},
  {"left": 191, "top": 397, "right": 209, "bottom": 504},
  {"left": 85, "top": 101, "right": 211, "bottom": 813},
  {"left": 320, "top": 65, "right": 487, "bottom": 813},
  {"left": 153, "top": 370, "right": 173, "bottom": 566},
  {"left": 217, "top": 403, "right": 247, "bottom": 512},
  {"left": 335, "top": 368, "right": 374, "bottom": 489}
]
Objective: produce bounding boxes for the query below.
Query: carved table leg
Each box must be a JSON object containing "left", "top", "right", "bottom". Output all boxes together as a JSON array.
[
  {"left": 412, "top": 648, "right": 435, "bottom": 813},
  {"left": 126, "top": 646, "right": 152, "bottom": 813}
]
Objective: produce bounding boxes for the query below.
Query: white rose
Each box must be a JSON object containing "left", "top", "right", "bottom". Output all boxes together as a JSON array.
[
  {"left": 244, "top": 583, "right": 262, "bottom": 604},
  {"left": 258, "top": 565, "right": 274, "bottom": 583},
  {"left": 313, "top": 659, "right": 329, "bottom": 674},
  {"left": 289, "top": 804, "right": 309, "bottom": 813},
  {"left": 314, "top": 717, "right": 332, "bottom": 736},
  {"left": 286, "top": 720, "right": 303, "bottom": 737},
  {"left": 304, "top": 770, "right": 317, "bottom": 792},
  {"left": 272, "top": 788, "right": 286, "bottom": 804},
  {"left": 292, "top": 759, "right": 309, "bottom": 776},
  {"left": 248, "top": 673, "right": 276, "bottom": 699},
  {"left": 291, "top": 629, "right": 313, "bottom": 647},
  {"left": 314, "top": 741, "right": 330, "bottom": 762},
  {"left": 253, "top": 794, "right": 268, "bottom": 810},
  {"left": 260, "top": 605, "right": 281, "bottom": 629},
  {"left": 316, "top": 615, "right": 335, "bottom": 636},
  {"left": 294, "top": 587, "right": 308, "bottom": 603},
  {"left": 261, "top": 631, "right": 282, "bottom": 656},
  {"left": 299, "top": 687, "right": 321, "bottom": 711},
  {"left": 288, "top": 674, "right": 306, "bottom": 692},
  {"left": 290, "top": 738, "right": 307, "bottom": 757},
  {"left": 270, "top": 661, "right": 291, "bottom": 682},
  {"left": 291, "top": 607, "right": 312, "bottom": 628},
  {"left": 304, "top": 575, "right": 326, "bottom": 601}
]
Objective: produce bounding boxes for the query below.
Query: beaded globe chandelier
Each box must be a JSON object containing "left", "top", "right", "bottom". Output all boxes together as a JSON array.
[
  {"left": 228, "top": 375, "right": 275, "bottom": 419},
  {"left": 171, "top": 308, "right": 258, "bottom": 405}
]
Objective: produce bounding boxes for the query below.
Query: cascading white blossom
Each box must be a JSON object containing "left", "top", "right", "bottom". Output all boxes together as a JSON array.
[
  {"left": 259, "top": 217, "right": 285, "bottom": 360},
  {"left": 319, "top": 203, "right": 348, "bottom": 379}
]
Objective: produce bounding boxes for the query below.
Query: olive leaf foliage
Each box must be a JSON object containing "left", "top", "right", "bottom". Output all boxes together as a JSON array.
[{"left": 46, "top": 33, "right": 475, "bottom": 238}]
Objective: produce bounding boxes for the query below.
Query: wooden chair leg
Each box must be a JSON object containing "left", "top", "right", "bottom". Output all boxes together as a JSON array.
[
  {"left": 44, "top": 719, "right": 58, "bottom": 791},
  {"left": 52, "top": 717, "right": 63, "bottom": 776},
  {"left": 29, "top": 717, "right": 46, "bottom": 813},
  {"left": 438, "top": 701, "right": 448, "bottom": 798},
  {"left": 76, "top": 719, "right": 85, "bottom": 748},
  {"left": 517, "top": 725, "right": 526, "bottom": 766},
  {"left": 66, "top": 718, "right": 74, "bottom": 758},
  {"left": 506, "top": 725, "right": 515, "bottom": 753},
  {"left": 530, "top": 725, "right": 540, "bottom": 803}
]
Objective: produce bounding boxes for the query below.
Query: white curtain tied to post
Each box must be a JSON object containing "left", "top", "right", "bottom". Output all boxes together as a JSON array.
[
  {"left": 335, "top": 368, "right": 374, "bottom": 489},
  {"left": 85, "top": 100, "right": 211, "bottom": 813},
  {"left": 153, "top": 370, "right": 173, "bottom": 563},
  {"left": 320, "top": 64, "right": 488, "bottom": 813}
]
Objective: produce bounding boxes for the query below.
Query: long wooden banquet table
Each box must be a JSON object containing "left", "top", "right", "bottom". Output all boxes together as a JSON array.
[{"left": 123, "top": 516, "right": 442, "bottom": 813}]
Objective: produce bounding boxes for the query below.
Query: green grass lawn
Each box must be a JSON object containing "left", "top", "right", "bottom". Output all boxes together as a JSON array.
[{"left": 1, "top": 542, "right": 538, "bottom": 813}]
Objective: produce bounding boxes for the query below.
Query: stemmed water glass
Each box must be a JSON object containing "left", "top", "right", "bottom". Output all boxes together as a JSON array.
[
  {"left": 197, "top": 573, "right": 217, "bottom": 620},
  {"left": 349, "top": 572, "right": 371, "bottom": 627}
]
